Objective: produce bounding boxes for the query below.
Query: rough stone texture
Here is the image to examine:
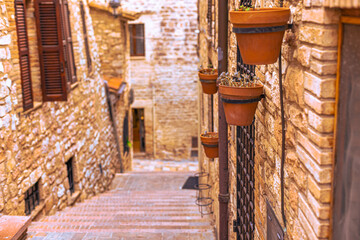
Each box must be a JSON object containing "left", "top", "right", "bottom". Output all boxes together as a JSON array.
[
  {"left": 198, "top": 0, "right": 344, "bottom": 239},
  {"left": 122, "top": 0, "right": 199, "bottom": 161},
  {"left": 0, "top": 0, "right": 131, "bottom": 217}
]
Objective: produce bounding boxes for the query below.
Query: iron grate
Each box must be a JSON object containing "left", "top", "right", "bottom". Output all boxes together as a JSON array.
[
  {"left": 25, "top": 181, "right": 40, "bottom": 216},
  {"left": 234, "top": 44, "right": 256, "bottom": 239}
]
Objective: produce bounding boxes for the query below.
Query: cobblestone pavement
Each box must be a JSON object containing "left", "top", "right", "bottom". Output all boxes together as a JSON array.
[
  {"left": 27, "top": 171, "right": 215, "bottom": 240},
  {"left": 132, "top": 158, "right": 199, "bottom": 172}
]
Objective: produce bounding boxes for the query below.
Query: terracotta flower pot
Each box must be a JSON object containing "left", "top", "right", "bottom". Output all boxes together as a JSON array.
[
  {"left": 200, "top": 132, "right": 218, "bottom": 158},
  {"left": 219, "top": 84, "right": 264, "bottom": 126},
  {"left": 229, "top": 8, "right": 290, "bottom": 65},
  {"left": 198, "top": 69, "right": 218, "bottom": 94}
]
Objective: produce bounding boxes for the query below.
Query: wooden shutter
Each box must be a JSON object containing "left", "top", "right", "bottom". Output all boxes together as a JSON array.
[
  {"left": 34, "top": 0, "right": 67, "bottom": 101},
  {"left": 80, "top": 1, "right": 92, "bottom": 73},
  {"left": 15, "top": 0, "right": 34, "bottom": 110},
  {"left": 60, "top": 0, "right": 77, "bottom": 84},
  {"left": 129, "top": 24, "right": 145, "bottom": 56}
]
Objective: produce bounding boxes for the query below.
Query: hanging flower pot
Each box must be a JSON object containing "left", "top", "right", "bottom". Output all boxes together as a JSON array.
[
  {"left": 230, "top": 7, "right": 290, "bottom": 65},
  {"left": 218, "top": 72, "right": 264, "bottom": 126},
  {"left": 198, "top": 69, "right": 218, "bottom": 94},
  {"left": 200, "top": 132, "right": 218, "bottom": 158}
]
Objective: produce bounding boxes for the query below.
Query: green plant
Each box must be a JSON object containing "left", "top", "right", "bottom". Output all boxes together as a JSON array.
[
  {"left": 235, "top": 4, "right": 256, "bottom": 11},
  {"left": 218, "top": 71, "right": 260, "bottom": 88}
]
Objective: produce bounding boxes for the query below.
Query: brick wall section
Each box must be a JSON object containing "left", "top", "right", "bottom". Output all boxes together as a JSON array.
[
  {"left": 122, "top": 0, "right": 199, "bottom": 160},
  {"left": 198, "top": 0, "right": 344, "bottom": 239},
  {"left": 0, "top": 0, "right": 124, "bottom": 216}
]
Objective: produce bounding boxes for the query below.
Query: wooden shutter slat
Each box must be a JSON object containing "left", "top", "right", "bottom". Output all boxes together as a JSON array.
[
  {"left": 60, "top": 0, "right": 77, "bottom": 84},
  {"left": 80, "top": 1, "right": 92, "bottom": 73},
  {"left": 15, "top": 0, "right": 34, "bottom": 110},
  {"left": 35, "top": 0, "right": 67, "bottom": 101}
]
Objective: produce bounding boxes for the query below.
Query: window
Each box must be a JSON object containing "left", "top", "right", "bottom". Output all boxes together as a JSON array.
[
  {"left": 191, "top": 136, "right": 198, "bottom": 157},
  {"left": 34, "top": 0, "right": 76, "bottom": 102},
  {"left": 66, "top": 158, "right": 75, "bottom": 194},
  {"left": 25, "top": 181, "right": 40, "bottom": 215},
  {"left": 80, "top": 1, "right": 92, "bottom": 73},
  {"left": 15, "top": 0, "right": 34, "bottom": 111},
  {"left": 129, "top": 24, "right": 145, "bottom": 56}
]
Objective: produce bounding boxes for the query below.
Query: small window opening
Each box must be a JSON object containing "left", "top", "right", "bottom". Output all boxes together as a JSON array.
[
  {"left": 66, "top": 158, "right": 75, "bottom": 194},
  {"left": 25, "top": 181, "right": 40, "bottom": 215}
]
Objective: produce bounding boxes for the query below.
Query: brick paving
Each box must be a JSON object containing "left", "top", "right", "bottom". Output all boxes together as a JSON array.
[
  {"left": 132, "top": 158, "right": 198, "bottom": 172},
  {"left": 27, "top": 171, "right": 215, "bottom": 240}
]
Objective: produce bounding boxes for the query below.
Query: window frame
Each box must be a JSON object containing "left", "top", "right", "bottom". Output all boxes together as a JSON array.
[{"left": 129, "top": 24, "right": 145, "bottom": 57}]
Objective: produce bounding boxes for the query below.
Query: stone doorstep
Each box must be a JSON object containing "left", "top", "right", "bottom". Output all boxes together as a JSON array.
[{"left": 0, "top": 215, "right": 31, "bottom": 240}]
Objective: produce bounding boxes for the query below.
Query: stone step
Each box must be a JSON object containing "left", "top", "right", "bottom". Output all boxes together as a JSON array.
[
  {"left": 28, "top": 228, "right": 215, "bottom": 235},
  {"left": 29, "top": 221, "right": 213, "bottom": 230},
  {"left": 40, "top": 215, "right": 208, "bottom": 222},
  {"left": 55, "top": 211, "right": 203, "bottom": 217}
]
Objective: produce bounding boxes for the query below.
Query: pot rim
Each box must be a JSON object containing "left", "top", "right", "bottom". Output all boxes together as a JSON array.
[
  {"left": 200, "top": 132, "right": 219, "bottom": 140},
  {"left": 230, "top": 7, "right": 290, "bottom": 14},
  {"left": 219, "top": 83, "right": 264, "bottom": 90},
  {"left": 230, "top": 7, "right": 290, "bottom": 25}
]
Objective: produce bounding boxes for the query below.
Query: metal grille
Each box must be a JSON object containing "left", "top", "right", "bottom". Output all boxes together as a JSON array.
[
  {"left": 234, "top": 45, "right": 256, "bottom": 239},
  {"left": 25, "top": 181, "right": 40, "bottom": 215},
  {"left": 66, "top": 158, "right": 75, "bottom": 194}
]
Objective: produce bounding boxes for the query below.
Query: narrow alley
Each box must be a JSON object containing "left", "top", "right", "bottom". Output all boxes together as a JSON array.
[{"left": 26, "top": 161, "right": 215, "bottom": 240}]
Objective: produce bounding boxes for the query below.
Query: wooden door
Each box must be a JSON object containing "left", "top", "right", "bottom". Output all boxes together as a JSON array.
[{"left": 333, "top": 16, "right": 360, "bottom": 240}]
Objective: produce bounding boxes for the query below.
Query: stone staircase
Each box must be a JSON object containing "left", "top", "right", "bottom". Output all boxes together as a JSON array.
[{"left": 27, "top": 172, "right": 216, "bottom": 239}]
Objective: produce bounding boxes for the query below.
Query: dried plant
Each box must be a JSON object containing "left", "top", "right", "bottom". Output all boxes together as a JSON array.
[
  {"left": 218, "top": 71, "right": 260, "bottom": 88},
  {"left": 202, "top": 131, "right": 218, "bottom": 138}
]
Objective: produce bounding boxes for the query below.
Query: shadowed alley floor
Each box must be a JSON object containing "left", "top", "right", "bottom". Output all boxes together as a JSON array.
[{"left": 27, "top": 170, "right": 215, "bottom": 239}]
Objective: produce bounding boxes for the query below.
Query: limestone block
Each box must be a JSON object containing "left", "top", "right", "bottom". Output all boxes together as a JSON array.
[
  {"left": 302, "top": 7, "right": 340, "bottom": 24},
  {"left": 299, "top": 25, "right": 338, "bottom": 47}
]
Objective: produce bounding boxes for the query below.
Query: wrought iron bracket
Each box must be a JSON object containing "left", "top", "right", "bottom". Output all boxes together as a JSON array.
[
  {"left": 199, "top": 79, "right": 216, "bottom": 83},
  {"left": 232, "top": 23, "right": 293, "bottom": 34},
  {"left": 218, "top": 193, "right": 230, "bottom": 203},
  {"left": 221, "top": 94, "right": 265, "bottom": 104},
  {"left": 201, "top": 142, "right": 218, "bottom": 148}
]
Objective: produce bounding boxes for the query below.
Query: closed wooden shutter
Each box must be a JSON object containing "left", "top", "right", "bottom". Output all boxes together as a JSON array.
[
  {"left": 34, "top": 0, "right": 67, "bottom": 101},
  {"left": 80, "top": 1, "right": 92, "bottom": 73},
  {"left": 129, "top": 24, "right": 145, "bottom": 56},
  {"left": 15, "top": 0, "right": 34, "bottom": 110},
  {"left": 60, "top": 0, "right": 77, "bottom": 84}
]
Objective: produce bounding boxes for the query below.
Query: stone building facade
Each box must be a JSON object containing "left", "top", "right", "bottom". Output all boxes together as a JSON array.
[
  {"left": 121, "top": 0, "right": 200, "bottom": 160},
  {"left": 89, "top": 1, "right": 138, "bottom": 172},
  {"left": 0, "top": 0, "right": 133, "bottom": 219},
  {"left": 198, "top": 0, "right": 360, "bottom": 239}
]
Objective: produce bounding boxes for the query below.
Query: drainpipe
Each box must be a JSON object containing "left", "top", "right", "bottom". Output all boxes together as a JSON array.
[
  {"left": 218, "top": 0, "right": 229, "bottom": 239},
  {"left": 104, "top": 81, "right": 124, "bottom": 173}
]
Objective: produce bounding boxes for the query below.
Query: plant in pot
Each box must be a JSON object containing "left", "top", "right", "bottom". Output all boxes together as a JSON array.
[
  {"left": 198, "top": 65, "right": 218, "bottom": 95},
  {"left": 218, "top": 72, "right": 264, "bottom": 126},
  {"left": 200, "top": 131, "right": 218, "bottom": 158},
  {"left": 230, "top": 3, "right": 290, "bottom": 65}
]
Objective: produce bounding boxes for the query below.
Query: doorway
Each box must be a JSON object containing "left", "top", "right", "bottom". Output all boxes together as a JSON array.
[
  {"left": 132, "top": 108, "right": 145, "bottom": 153},
  {"left": 333, "top": 16, "right": 360, "bottom": 240}
]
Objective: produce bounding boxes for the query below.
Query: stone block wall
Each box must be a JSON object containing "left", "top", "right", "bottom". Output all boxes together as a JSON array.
[
  {"left": 122, "top": 0, "right": 199, "bottom": 161},
  {"left": 198, "top": 0, "right": 353, "bottom": 239},
  {"left": 0, "top": 0, "right": 123, "bottom": 217},
  {"left": 90, "top": 4, "right": 134, "bottom": 172}
]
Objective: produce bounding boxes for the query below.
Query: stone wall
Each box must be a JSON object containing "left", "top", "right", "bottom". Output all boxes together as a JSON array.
[
  {"left": 198, "top": 0, "right": 348, "bottom": 239},
  {"left": 90, "top": 3, "right": 134, "bottom": 172},
  {"left": 122, "top": 0, "right": 199, "bottom": 160},
  {"left": 0, "top": 0, "right": 123, "bottom": 217}
]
